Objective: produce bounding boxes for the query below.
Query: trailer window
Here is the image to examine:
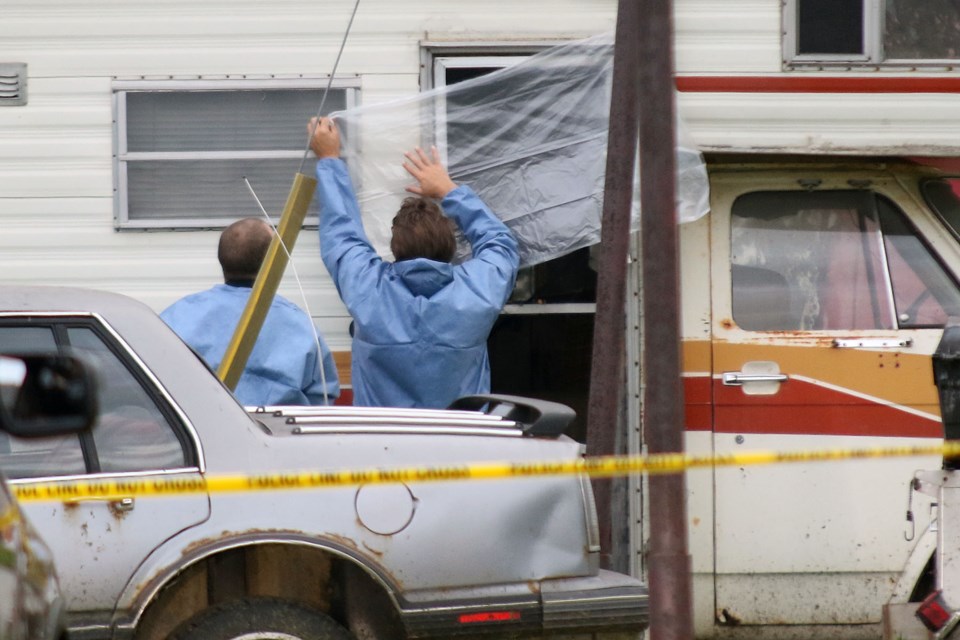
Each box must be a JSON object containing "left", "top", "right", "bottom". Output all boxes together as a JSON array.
[
  {"left": 426, "top": 45, "right": 597, "bottom": 442},
  {"left": 885, "top": 1, "right": 960, "bottom": 59},
  {"left": 796, "top": 0, "right": 863, "bottom": 56},
  {"left": 113, "top": 80, "right": 358, "bottom": 229},
  {"left": 784, "top": 0, "right": 960, "bottom": 66},
  {"left": 731, "top": 190, "right": 960, "bottom": 331}
]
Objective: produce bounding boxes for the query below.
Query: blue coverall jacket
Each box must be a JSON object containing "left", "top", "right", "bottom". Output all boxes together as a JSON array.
[
  {"left": 160, "top": 284, "right": 340, "bottom": 406},
  {"left": 316, "top": 158, "right": 519, "bottom": 408}
]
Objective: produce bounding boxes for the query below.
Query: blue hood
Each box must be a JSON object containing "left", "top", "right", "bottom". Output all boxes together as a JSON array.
[{"left": 392, "top": 259, "right": 454, "bottom": 298}]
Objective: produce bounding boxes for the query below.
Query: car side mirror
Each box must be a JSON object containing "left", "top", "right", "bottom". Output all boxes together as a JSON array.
[{"left": 0, "top": 354, "right": 98, "bottom": 437}]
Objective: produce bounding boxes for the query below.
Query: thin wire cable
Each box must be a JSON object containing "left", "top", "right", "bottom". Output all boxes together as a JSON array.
[
  {"left": 299, "top": 0, "right": 362, "bottom": 174},
  {"left": 244, "top": 177, "right": 332, "bottom": 406}
]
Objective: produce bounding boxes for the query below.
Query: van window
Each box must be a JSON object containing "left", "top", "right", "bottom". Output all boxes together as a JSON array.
[
  {"left": 731, "top": 190, "right": 960, "bottom": 331},
  {"left": 923, "top": 178, "right": 960, "bottom": 241}
]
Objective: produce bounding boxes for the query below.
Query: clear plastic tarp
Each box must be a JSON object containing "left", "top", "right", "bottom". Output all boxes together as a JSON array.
[{"left": 330, "top": 32, "right": 709, "bottom": 267}]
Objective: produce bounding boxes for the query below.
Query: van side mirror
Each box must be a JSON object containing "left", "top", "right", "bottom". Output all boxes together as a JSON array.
[{"left": 0, "top": 354, "right": 98, "bottom": 437}]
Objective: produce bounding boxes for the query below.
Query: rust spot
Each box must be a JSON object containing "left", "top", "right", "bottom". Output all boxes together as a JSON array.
[
  {"left": 180, "top": 531, "right": 234, "bottom": 557},
  {"left": 108, "top": 504, "right": 131, "bottom": 520},
  {"left": 180, "top": 529, "right": 365, "bottom": 559},
  {"left": 720, "top": 319, "right": 734, "bottom": 329},
  {"left": 712, "top": 333, "right": 839, "bottom": 347},
  {"left": 692, "top": 517, "right": 701, "bottom": 527},
  {"left": 324, "top": 532, "right": 361, "bottom": 552},
  {"left": 526, "top": 581, "right": 541, "bottom": 594},
  {"left": 361, "top": 542, "right": 383, "bottom": 558},
  {"left": 63, "top": 502, "right": 79, "bottom": 512},
  {"left": 717, "top": 608, "right": 742, "bottom": 626}
]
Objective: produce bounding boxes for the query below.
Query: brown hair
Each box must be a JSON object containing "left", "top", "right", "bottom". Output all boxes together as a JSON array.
[
  {"left": 218, "top": 218, "right": 273, "bottom": 281},
  {"left": 390, "top": 197, "right": 456, "bottom": 263}
]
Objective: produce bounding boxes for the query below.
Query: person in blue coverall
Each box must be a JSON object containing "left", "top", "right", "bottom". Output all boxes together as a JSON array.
[
  {"left": 161, "top": 217, "right": 340, "bottom": 406},
  {"left": 308, "top": 116, "right": 519, "bottom": 408}
]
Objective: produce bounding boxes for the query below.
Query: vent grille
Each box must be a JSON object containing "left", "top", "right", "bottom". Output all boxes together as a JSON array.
[{"left": 0, "top": 63, "right": 27, "bottom": 106}]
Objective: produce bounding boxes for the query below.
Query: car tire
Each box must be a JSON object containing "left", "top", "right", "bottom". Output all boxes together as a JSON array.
[{"left": 167, "top": 596, "right": 355, "bottom": 640}]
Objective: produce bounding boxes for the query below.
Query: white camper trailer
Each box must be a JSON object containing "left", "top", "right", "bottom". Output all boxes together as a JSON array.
[
  {"left": 6, "top": 1, "right": 960, "bottom": 639},
  {"left": 0, "top": 0, "right": 619, "bottom": 391}
]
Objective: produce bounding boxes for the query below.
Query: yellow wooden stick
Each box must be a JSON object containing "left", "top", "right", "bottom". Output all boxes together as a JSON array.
[{"left": 217, "top": 172, "right": 318, "bottom": 390}]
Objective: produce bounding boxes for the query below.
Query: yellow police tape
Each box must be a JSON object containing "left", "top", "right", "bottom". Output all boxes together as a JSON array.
[{"left": 11, "top": 439, "right": 960, "bottom": 503}]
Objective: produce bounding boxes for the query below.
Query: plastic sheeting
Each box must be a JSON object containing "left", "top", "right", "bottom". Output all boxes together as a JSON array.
[{"left": 331, "top": 32, "right": 710, "bottom": 267}]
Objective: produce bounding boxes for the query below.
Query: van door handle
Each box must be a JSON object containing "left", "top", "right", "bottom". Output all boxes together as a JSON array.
[{"left": 722, "top": 372, "right": 789, "bottom": 386}]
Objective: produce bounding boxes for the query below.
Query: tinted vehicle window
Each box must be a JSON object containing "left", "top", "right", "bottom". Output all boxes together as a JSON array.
[
  {"left": 0, "top": 320, "right": 188, "bottom": 478},
  {"left": 0, "top": 432, "right": 85, "bottom": 479},
  {"left": 923, "top": 178, "right": 960, "bottom": 241},
  {"left": 66, "top": 327, "right": 185, "bottom": 472},
  {"left": 0, "top": 325, "right": 85, "bottom": 478},
  {"left": 0, "top": 326, "right": 58, "bottom": 353},
  {"left": 731, "top": 190, "right": 960, "bottom": 330}
]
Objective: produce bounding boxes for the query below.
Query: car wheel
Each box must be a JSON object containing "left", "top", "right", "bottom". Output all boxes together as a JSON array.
[{"left": 168, "top": 597, "right": 355, "bottom": 640}]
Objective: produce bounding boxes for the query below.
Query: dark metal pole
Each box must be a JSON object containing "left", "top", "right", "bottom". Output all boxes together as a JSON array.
[
  {"left": 586, "top": 0, "right": 642, "bottom": 570},
  {"left": 638, "top": 0, "right": 694, "bottom": 637}
]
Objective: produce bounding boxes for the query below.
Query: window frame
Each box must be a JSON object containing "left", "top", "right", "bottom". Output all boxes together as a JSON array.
[
  {"left": 784, "top": 0, "right": 960, "bottom": 68},
  {"left": 922, "top": 176, "right": 960, "bottom": 245},
  {"left": 728, "top": 188, "right": 960, "bottom": 332},
  {"left": 783, "top": 0, "right": 882, "bottom": 67},
  {"left": 419, "top": 40, "right": 599, "bottom": 317},
  {"left": 112, "top": 77, "right": 360, "bottom": 230},
  {"left": 0, "top": 312, "right": 202, "bottom": 476},
  {"left": 419, "top": 41, "right": 555, "bottom": 91}
]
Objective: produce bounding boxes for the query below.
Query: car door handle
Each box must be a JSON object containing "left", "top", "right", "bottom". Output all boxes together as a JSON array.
[
  {"left": 722, "top": 372, "right": 789, "bottom": 386},
  {"left": 66, "top": 496, "right": 135, "bottom": 513}
]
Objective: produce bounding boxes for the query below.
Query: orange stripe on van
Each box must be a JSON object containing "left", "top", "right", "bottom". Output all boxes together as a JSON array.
[{"left": 713, "top": 343, "right": 938, "bottom": 411}]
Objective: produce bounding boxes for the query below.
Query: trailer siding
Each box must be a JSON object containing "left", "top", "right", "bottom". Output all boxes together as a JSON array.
[{"left": 0, "top": 1, "right": 616, "bottom": 351}]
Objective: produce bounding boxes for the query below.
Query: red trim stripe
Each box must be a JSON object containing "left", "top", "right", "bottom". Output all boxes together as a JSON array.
[
  {"left": 676, "top": 76, "right": 960, "bottom": 94},
  {"left": 684, "top": 376, "right": 942, "bottom": 438}
]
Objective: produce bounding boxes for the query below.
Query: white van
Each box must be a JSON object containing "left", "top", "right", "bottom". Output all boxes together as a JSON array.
[
  {"left": 486, "top": 154, "right": 960, "bottom": 639},
  {"left": 654, "top": 155, "right": 960, "bottom": 638}
]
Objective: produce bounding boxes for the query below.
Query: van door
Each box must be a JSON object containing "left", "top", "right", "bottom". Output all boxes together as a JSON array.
[{"left": 707, "top": 169, "right": 960, "bottom": 627}]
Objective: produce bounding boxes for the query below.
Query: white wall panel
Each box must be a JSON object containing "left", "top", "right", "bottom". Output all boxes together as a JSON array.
[
  {"left": 675, "top": 0, "right": 782, "bottom": 73},
  {"left": 0, "top": 0, "right": 616, "bottom": 354},
  {"left": 679, "top": 91, "right": 960, "bottom": 155},
  {"left": 11, "top": 0, "right": 960, "bottom": 348}
]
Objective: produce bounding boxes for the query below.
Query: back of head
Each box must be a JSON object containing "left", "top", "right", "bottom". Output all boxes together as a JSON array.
[
  {"left": 218, "top": 218, "right": 274, "bottom": 282},
  {"left": 390, "top": 197, "right": 456, "bottom": 263}
]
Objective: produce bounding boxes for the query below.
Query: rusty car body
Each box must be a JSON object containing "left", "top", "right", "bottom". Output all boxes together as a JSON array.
[
  {"left": 0, "top": 474, "right": 64, "bottom": 640},
  {"left": 0, "top": 285, "right": 647, "bottom": 640},
  {"left": 0, "top": 352, "right": 100, "bottom": 640}
]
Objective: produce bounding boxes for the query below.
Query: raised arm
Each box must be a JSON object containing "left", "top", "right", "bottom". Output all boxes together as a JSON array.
[{"left": 309, "top": 117, "right": 382, "bottom": 308}]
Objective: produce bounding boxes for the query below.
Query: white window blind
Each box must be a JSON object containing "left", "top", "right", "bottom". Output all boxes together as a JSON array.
[{"left": 113, "top": 79, "right": 358, "bottom": 229}]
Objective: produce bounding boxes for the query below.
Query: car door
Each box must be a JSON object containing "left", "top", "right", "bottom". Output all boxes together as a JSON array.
[
  {"left": 0, "top": 318, "right": 210, "bottom": 625},
  {"left": 709, "top": 171, "right": 960, "bottom": 626},
  {"left": 0, "top": 476, "right": 26, "bottom": 640}
]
